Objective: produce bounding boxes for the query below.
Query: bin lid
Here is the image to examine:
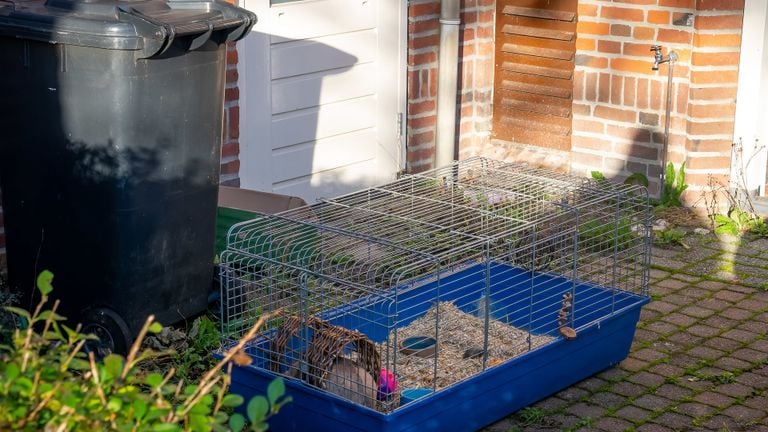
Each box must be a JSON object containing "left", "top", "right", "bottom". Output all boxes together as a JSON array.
[{"left": 0, "top": 0, "right": 255, "bottom": 56}]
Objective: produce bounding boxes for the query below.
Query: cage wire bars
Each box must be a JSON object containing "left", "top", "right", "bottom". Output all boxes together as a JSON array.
[{"left": 218, "top": 157, "right": 651, "bottom": 413}]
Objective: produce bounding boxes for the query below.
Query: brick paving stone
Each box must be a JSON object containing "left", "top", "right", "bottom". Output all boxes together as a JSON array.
[
  {"left": 650, "top": 269, "right": 671, "bottom": 280},
  {"left": 547, "top": 413, "right": 580, "bottom": 429},
  {"left": 619, "top": 357, "right": 648, "bottom": 372},
  {"left": 679, "top": 287, "right": 710, "bottom": 299},
  {"left": 656, "top": 384, "right": 693, "bottom": 400},
  {"left": 703, "top": 336, "right": 742, "bottom": 352},
  {"left": 565, "top": 402, "right": 606, "bottom": 419},
  {"left": 532, "top": 396, "right": 568, "bottom": 412},
  {"left": 703, "top": 315, "right": 738, "bottom": 330},
  {"left": 726, "top": 283, "right": 756, "bottom": 294},
  {"left": 713, "top": 356, "right": 752, "bottom": 371},
  {"left": 643, "top": 321, "right": 679, "bottom": 335},
  {"left": 554, "top": 386, "right": 589, "bottom": 402},
  {"left": 650, "top": 340, "right": 685, "bottom": 354},
  {"left": 686, "top": 324, "right": 721, "bottom": 338},
  {"left": 631, "top": 348, "right": 667, "bottom": 363},
  {"left": 721, "top": 404, "right": 765, "bottom": 423},
  {"left": 716, "top": 382, "right": 754, "bottom": 398},
  {"left": 661, "top": 312, "right": 698, "bottom": 327},
  {"left": 589, "top": 392, "right": 627, "bottom": 409},
  {"left": 714, "top": 290, "right": 748, "bottom": 302},
  {"left": 575, "top": 377, "right": 608, "bottom": 392},
  {"left": 634, "top": 328, "right": 659, "bottom": 343},
  {"left": 614, "top": 405, "right": 651, "bottom": 422},
  {"left": 646, "top": 301, "right": 678, "bottom": 314},
  {"left": 675, "top": 402, "right": 715, "bottom": 418},
  {"left": 664, "top": 332, "right": 702, "bottom": 348},
  {"left": 751, "top": 339, "right": 768, "bottom": 353},
  {"left": 731, "top": 348, "right": 766, "bottom": 363},
  {"left": 636, "top": 423, "right": 675, "bottom": 432},
  {"left": 745, "top": 395, "right": 768, "bottom": 411},
  {"left": 611, "top": 381, "right": 648, "bottom": 398},
  {"left": 722, "top": 328, "right": 758, "bottom": 343},
  {"left": 667, "top": 353, "right": 698, "bottom": 368},
  {"left": 598, "top": 368, "right": 630, "bottom": 382},
  {"left": 632, "top": 394, "right": 672, "bottom": 412},
  {"left": 687, "top": 345, "right": 725, "bottom": 360},
  {"left": 696, "top": 297, "right": 732, "bottom": 311},
  {"left": 738, "top": 372, "right": 768, "bottom": 389},
  {"left": 655, "top": 279, "right": 688, "bottom": 290},
  {"left": 752, "top": 364, "right": 768, "bottom": 377},
  {"left": 695, "top": 390, "right": 735, "bottom": 408},
  {"left": 650, "top": 412, "right": 693, "bottom": 430},
  {"left": 699, "top": 366, "right": 726, "bottom": 377},
  {"left": 697, "top": 280, "right": 730, "bottom": 291},
  {"left": 678, "top": 376, "right": 713, "bottom": 391},
  {"left": 648, "top": 363, "right": 684, "bottom": 379},
  {"left": 737, "top": 320, "right": 768, "bottom": 334},
  {"left": 679, "top": 305, "right": 716, "bottom": 319},
  {"left": 737, "top": 298, "right": 768, "bottom": 310},
  {"left": 671, "top": 273, "right": 700, "bottom": 283},
  {"left": 627, "top": 371, "right": 666, "bottom": 387},
  {"left": 721, "top": 307, "right": 754, "bottom": 320},
  {"left": 662, "top": 294, "right": 695, "bottom": 307},
  {"left": 594, "top": 417, "right": 634, "bottom": 432},
  {"left": 640, "top": 309, "right": 661, "bottom": 321},
  {"left": 701, "top": 414, "right": 740, "bottom": 431}
]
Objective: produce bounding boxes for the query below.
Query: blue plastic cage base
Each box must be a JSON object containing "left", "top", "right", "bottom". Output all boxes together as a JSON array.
[{"left": 225, "top": 263, "right": 649, "bottom": 432}]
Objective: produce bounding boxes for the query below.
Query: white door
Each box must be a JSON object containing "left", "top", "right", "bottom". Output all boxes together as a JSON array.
[{"left": 238, "top": 0, "right": 406, "bottom": 202}]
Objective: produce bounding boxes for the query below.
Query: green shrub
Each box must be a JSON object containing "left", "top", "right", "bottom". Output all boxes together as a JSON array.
[
  {"left": 660, "top": 162, "right": 687, "bottom": 207},
  {"left": 0, "top": 271, "right": 289, "bottom": 432}
]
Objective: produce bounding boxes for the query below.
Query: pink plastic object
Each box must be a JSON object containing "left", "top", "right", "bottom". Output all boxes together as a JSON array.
[{"left": 377, "top": 368, "right": 398, "bottom": 401}]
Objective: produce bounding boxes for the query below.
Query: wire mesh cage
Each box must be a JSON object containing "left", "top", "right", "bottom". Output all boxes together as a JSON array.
[{"left": 219, "top": 158, "right": 652, "bottom": 417}]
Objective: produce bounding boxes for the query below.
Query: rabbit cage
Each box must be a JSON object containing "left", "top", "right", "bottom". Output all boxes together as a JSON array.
[{"left": 218, "top": 157, "right": 651, "bottom": 432}]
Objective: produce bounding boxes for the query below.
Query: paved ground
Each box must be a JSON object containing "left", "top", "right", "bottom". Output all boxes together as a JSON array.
[{"left": 484, "top": 233, "right": 768, "bottom": 432}]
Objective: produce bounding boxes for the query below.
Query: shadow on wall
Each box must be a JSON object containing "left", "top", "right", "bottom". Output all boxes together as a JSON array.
[{"left": 0, "top": 0, "right": 240, "bottom": 335}]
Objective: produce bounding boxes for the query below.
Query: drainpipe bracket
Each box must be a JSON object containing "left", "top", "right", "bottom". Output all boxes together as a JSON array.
[{"left": 439, "top": 18, "right": 461, "bottom": 25}]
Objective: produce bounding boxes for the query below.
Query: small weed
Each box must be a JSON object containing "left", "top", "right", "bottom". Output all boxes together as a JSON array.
[
  {"left": 659, "top": 162, "right": 688, "bottom": 208},
  {"left": 515, "top": 406, "right": 546, "bottom": 426},
  {"left": 654, "top": 228, "right": 689, "bottom": 249},
  {"left": 715, "top": 371, "right": 736, "bottom": 384},
  {"left": 664, "top": 375, "right": 680, "bottom": 384},
  {"left": 651, "top": 293, "right": 663, "bottom": 301},
  {"left": 572, "top": 417, "right": 593, "bottom": 430}
]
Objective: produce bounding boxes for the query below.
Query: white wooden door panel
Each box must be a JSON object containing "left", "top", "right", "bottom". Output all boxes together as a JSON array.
[
  {"left": 271, "top": 30, "right": 377, "bottom": 79},
  {"left": 272, "top": 97, "right": 376, "bottom": 149}
]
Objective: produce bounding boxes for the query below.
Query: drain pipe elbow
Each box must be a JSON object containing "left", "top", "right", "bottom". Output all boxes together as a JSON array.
[{"left": 434, "top": 0, "right": 461, "bottom": 169}]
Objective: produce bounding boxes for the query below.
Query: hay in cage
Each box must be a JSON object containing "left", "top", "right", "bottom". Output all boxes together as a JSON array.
[{"left": 382, "top": 302, "right": 555, "bottom": 390}]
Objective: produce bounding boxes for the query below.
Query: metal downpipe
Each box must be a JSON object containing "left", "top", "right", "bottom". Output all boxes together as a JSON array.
[{"left": 434, "top": 0, "right": 460, "bottom": 169}]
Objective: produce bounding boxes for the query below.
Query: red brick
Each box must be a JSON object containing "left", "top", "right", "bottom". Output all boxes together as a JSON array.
[
  {"left": 221, "top": 142, "right": 239, "bottom": 158},
  {"left": 676, "top": 82, "right": 689, "bottom": 114},
  {"left": 577, "top": 37, "right": 596, "bottom": 51},
  {"left": 429, "top": 68, "right": 438, "bottom": 96},
  {"left": 409, "top": 1, "right": 440, "bottom": 18},
  {"left": 658, "top": 28, "right": 692, "bottom": 44},
  {"left": 624, "top": 77, "right": 637, "bottom": 107},
  {"left": 573, "top": 103, "right": 591, "bottom": 116},
  {"left": 599, "top": 73, "right": 611, "bottom": 103},
  {"left": 611, "top": 24, "right": 632, "bottom": 37},
  {"left": 574, "top": 70, "right": 585, "bottom": 100},
  {"left": 688, "top": 103, "right": 736, "bottom": 118},
  {"left": 686, "top": 156, "right": 731, "bottom": 170},
  {"left": 602, "top": 6, "right": 644, "bottom": 22},
  {"left": 409, "top": 52, "right": 437, "bottom": 66},
  {"left": 409, "top": 114, "right": 436, "bottom": 130},
  {"left": 691, "top": 51, "right": 740, "bottom": 66},
  {"left": 578, "top": 21, "right": 610, "bottom": 35},
  {"left": 687, "top": 120, "right": 734, "bottom": 135},
  {"left": 409, "top": 100, "right": 436, "bottom": 115},
  {"left": 226, "top": 48, "right": 238, "bottom": 65},
  {"left": 650, "top": 80, "right": 663, "bottom": 110},
  {"left": 694, "top": 33, "right": 741, "bottom": 47},
  {"left": 572, "top": 151, "right": 603, "bottom": 167},
  {"left": 573, "top": 135, "right": 611, "bottom": 151},
  {"left": 637, "top": 78, "right": 649, "bottom": 109},
  {"left": 578, "top": 3, "right": 598, "bottom": 16},
  {"left": 225, "top": 68, "right": 238, "bottom": 84},
  {"left": 228, "top": 106, "right": 239, "bottom": 140},
  {"left": 573, "top": 119, "right": 605, "bottom": 134},
  {"left": 411, "top": 34, "right": 440, "bottom": 50},
  {"left": 410, "top": 130, "right": 434, "bottom": 146},
  {"left": 409, "top": 19, "right": 439, "bottom": 34},
  {"left": 623, "top": 42, "right": 652, "bottom": 57},
  {"left": 695, "top": 14, "right": 743, "bottom": 30},
  {"left": 611, "top": 58, "right": 654, "bottom": 74},
  {"left": 477, "top": 25, "right": 494, "bottom": 39},
  {"left": 689, "top": 86, "right": 738, "bottom": 101},
  {"left": 611, "top": 75, "right": 624, "bottom": 105},
  {"left": 686, "top": 138, "right": 732, "bottom": 152},
  {"left": 613, "top": 0, "right": 656, "bottom": 3},
  {"left": 407, "top": 147, "right": 436, "bottom": 161},
  {"left": 599, "top": 40, "right": 621, "bottom": 54},
  {"left": 633, "top": 27, "right": 656, "bottom": 40},
  {"left": 577, "top": 54, "right": 608, "bottom": 68},
  {"left": 659, "top": 0, "right": 695, "bottom": 7},
  {"left": 408, "top": 71, "right": 420, "bottom": 99},
  {"left": 225, "top": 87, "right": 239, "bottom": 103},
  {"left": 609, "top": 126, "right": 652, "bottom": 142},
  {"left": 220, "top": 159, "right": 240, "bottom": 175},
  {"left": 691, "top": 70, "right": 739, "bottom": 85},
  {"left": 615, "top": 142, "right": 659, "bottom": 160},
  {"left": 595, "top": 105, "right": 637, "bottom": 123},
  {"left": 648, "top": 10, "right": 670, "bottom": 25},
  {"left": 696, "top": 0, "right": 745, "bottom": 11},
  {"left": 585, "top": 72, "right": 598, "bottom": 102}
]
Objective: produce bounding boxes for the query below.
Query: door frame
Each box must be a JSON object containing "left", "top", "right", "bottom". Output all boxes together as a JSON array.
[{"left": 236, "top": 0, "right": 408, "bottom": 193}]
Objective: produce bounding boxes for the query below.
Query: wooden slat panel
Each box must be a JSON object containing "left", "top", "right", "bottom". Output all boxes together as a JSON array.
[
  {"left": 493, "top": 0, "right": 577, "bottom": 150},
  {"left": 272, "top": 62, "right": 375, "bottom": 114},
  {"left": 271, "top": 30, "right": 376, "bottom": 79},
  {"left": 501, "top": 24, "right": 574, "bottom": 41},
  {"left": 502, "top": 5, "right": 575, "bottom": 22},
  {"left": 501, "top": 61, "right": 572, "bottom": 79}
]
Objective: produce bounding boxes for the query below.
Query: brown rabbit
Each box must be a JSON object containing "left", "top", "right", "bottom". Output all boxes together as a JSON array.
[{"left": 287, "top": 357, "right": 377, "bottom": 408}]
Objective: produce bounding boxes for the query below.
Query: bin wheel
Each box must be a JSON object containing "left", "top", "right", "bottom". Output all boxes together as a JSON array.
[{"left": 83, "top": 308, "right": 132, "bottom": 357}]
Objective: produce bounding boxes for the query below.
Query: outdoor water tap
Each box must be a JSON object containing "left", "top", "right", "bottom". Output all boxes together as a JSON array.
[{"left": 650, "top": 45, "right": 678, "bottom": 71}]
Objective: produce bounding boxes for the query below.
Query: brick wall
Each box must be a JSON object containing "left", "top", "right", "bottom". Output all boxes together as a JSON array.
[
  {"left": 571, "top": 0, "right": 743, "bottom": 202},
  {"left": 406, "top": 0, "right": 496, "bottom": 173}
]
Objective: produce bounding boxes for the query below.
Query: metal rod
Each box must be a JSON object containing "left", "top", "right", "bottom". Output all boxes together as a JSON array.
[{"left": 659, "top": 50, "right": 678, "bottom": 198}]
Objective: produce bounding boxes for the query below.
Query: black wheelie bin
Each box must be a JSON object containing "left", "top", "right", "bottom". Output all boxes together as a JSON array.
[{"left": 0, "top": 0, "right": 256, "bottom": 354}]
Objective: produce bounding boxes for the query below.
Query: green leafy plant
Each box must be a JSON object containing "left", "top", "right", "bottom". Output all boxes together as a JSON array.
[
  {"left": 0, "top": 271, "right": 289, "bottom": 432},
  {"left": 660, "top": 162, "right": 688, "bottom": 207},
  {"left": 713, "top": 208, "right": 755, "bottom": 236},
  {"left": 515, "top": 406, "right": 546, "bottom": 426},
  {"left": 173, "top": 315, "right": 222, "bottom": 382},
  {"left": 654, "top": 228, "right": 689, "bottom": 249}
]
